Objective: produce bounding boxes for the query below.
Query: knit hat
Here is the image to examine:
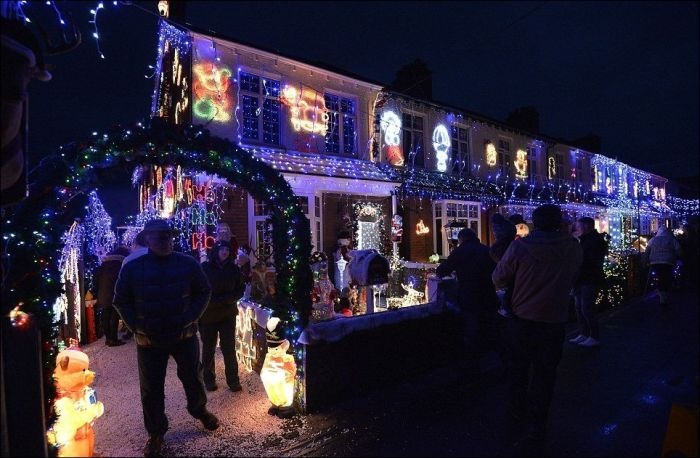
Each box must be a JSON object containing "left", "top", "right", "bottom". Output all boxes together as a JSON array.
[
  {"left": 457, "top": 228, "right": 478, "bottom": 242},
  {"left": 532, "top": 204, "right": 562, "bottom": 231},
  {"left": 491, "top": 214, "right": 516, "bottom": 241},
  {"left": 143, "top": 219, "right": 174, "bottom": 233},
  {"left": 508, "top": 214, "right": 525, "bottom": 226}
]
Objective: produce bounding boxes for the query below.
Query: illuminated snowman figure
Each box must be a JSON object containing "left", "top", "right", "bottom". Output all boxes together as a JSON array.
[{"left": 432, "top": 124, "right": 450, "bottom": 172}]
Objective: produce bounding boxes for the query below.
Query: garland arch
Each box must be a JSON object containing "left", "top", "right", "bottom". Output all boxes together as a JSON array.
[{"left": 1, "top": 120, "right": 313, "bottom": 436}]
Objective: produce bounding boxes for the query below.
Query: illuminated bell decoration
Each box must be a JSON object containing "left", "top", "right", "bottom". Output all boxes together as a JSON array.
[
  {"left": 48, "top": 348, "right": 104, "bottom": 457},
  {"left": 158, "top": 0, "right": 169, "bottom": 17},
  {"left": 515, "top": 223, "right": 529, "bottom": 238},
  {"left": 485, "top": 141, "right": 497, "bottom": 167},
  {"left": 260, "top": 318, "right": 297, "bottom": 418}
]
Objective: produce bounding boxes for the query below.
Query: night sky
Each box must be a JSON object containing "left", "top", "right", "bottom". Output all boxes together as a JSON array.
[{"left": 28, "top": 1, "right": 699, "bottom": 180}]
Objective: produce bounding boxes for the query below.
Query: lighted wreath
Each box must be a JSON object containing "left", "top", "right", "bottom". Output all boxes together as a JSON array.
[{"left": 1, "top": 120, "right": 313, "bottom": 441}]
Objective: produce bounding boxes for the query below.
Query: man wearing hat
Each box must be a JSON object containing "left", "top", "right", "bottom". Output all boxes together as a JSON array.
[
  {"left": 492, "top": 204, "right": 582, "bottom": 453},
  {"left": 113, "top": 219, "right": 217, "bottom": 457}
]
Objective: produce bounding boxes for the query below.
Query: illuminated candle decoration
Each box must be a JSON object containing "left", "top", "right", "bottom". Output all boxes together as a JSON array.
[
  {"left": 432, "top": 124, "right": 450, "bottom": 172},
  {"left": 280, "top": 85, "right": 329, "bottom": 135},
  {"left": 193, "top": 62, "right": 232, "bottom": 122},
  {"left": 416, "top": 219, "right": 430, "bottom": 235},
  {"left": 633, "top": 181, "right": 639, "bottom": 198},
  {"left": 380, "top": 110, "right": 403, "bottom": 166},
  {"left": 514, "top": 148, "right": 528, "bottom": 178},
  {"left": 606, "top": 176, "right": 613, "bottom": 194},
  {"left": 548, "top": 156, "right": 556, "bottom": 179},
  {"left": 485, "top": 141, "right": 497, "bottom": 167},
  {"left": 645, "top": 180, "right": 651, "bottom": 195}
]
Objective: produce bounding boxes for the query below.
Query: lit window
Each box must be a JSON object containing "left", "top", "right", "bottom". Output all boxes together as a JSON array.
[
  {"left": 239, "top": 71, "right": 280, "bottom": 145},
  {"left": 324, "top": 93, "right": 356, "bottom": 155}
]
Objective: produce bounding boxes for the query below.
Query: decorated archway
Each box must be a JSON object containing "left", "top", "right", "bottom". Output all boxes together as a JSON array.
[{"left": 1, "top": 120, "right": 313, "bottom": 438}]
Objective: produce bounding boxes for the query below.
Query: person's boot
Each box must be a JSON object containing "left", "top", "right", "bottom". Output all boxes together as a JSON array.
[
  {"left": 143, "top": 434, "right": 163, "bottom": 457},
  {"left": 196, "top": 410, "right": 220, "bottom": 430}
]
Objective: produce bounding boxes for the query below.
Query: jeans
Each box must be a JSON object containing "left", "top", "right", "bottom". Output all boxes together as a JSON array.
[
  {"left": 137, "top": 336, "right": 207, "bottom": 435},
  {"left": 101, "top": 306, "right": 120, "bottom": 342},
  {"left": 199, "top": 315, "right": 240, "bottom": 388},
  {"left": 505, "top": 316, "right": 566, "bottom": 434},
  {"left": 574, "top": 285, "right": 600, "bottom": 339}
]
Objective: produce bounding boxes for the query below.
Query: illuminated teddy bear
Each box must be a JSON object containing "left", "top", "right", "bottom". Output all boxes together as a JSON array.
[{"left": 48, "top": 348, "right": 104, "bottom": 457}]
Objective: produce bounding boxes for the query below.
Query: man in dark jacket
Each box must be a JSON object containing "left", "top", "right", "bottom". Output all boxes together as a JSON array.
[
  {"left": 113, "top": 219, "right": 217, "bottom": 458},
  {"left": 570, "top": 217, "right": 608, "bottom": 347},
  {"left": 200, "top": 240, "right": 244, "bottom": 392},
  {"left": 93, "top": 246, "right": 130, "bottom": 346},
  {"left": 492, "top": 204, "right": 582, "bottom": 452},
  {"left": 437, "top": 228, "right": 500, "bottom": 375}
]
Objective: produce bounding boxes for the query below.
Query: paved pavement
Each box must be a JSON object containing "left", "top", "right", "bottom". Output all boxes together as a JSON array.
[{"left": 283, "top": 287, "right": 699, "bottom": 457}]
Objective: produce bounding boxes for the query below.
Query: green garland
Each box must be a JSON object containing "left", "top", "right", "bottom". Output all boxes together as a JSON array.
[{"left": 1, "top": 120, "right": 313, "bottom": 440}]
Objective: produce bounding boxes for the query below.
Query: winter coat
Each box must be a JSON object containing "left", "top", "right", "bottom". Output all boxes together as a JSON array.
[
  {"left": 436, "top": 238, "right": 499, "bottom": 311},
  {"left": 113, "top": 250, "right": 211, "bottom": 347},
  {"left": 576, "top": 230, "right": 608, "bottom": 286},
  {"left": 200, "top": 257, "right": 244, "bottom": 325},
  {"left": 644, "top": 227, "right": 682, "bottom": 266},
  {"left": 93, "top": 254, "right": 125, "bottom": 309},
  {"left": 492, "top": 230, "right": 582, "bottom": 323}
]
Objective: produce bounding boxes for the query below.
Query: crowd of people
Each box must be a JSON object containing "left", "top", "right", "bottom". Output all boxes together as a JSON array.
[
  {"left": 87, "top": 206, "right": 694, "bottom": 457},
  {"left": 435, "top": 203, "right": 691, "bottom": 455}
]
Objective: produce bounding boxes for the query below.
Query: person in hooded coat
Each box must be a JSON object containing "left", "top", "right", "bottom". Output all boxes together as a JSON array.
[
  {"left": 492, "top": 204, "right": 582, "bottom": 451},
  {"left": 93, "top": 246, "right": 130, "bottom": 346},
  {"left": 436, "top": 228, "right": 501, "bottom": 376},
  {"left": 644, "top": 225, "right": 682, "bottom": 305},
  {"left": 200, "top": 240, "right": 245, "bottom": 392}
]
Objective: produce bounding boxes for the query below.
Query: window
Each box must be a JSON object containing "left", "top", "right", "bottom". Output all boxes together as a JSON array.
[
  {"left": 576, "top": 158, "right": 583, "bottom": 181},
  {"left": 239, "top": 71, "right": 280, "bottom": 145},
  {"left": 433, "top": 200, "right": 481, "bottom": 257},
  {"left": 498, "top": 139, "right": 511, "bottom": 177},
  {"left": 324, "top": 93, "right": 356, "bottom": 155},
  {"left": 402, "top": 113, "right": 424, "bottom": 167},
  {"left": 451, "top": 125, "right": 469, "bottom": 176},
  {"left": 527, "top": 146, "right": 538, "bottom": 180}
]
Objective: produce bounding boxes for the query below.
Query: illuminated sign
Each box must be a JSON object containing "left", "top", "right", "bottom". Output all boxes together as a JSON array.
[
  {"left": 280, "top": 85, "right": 329, "bottom": 135},
  {"left": 485, "top": 142, "right": 497, "bottom": 167},
  {"left": 514, "top": 148, "right": 528, "bottom": 178},
  {"left": 193, "top": 62, "right": 233, "bottom": 122},
  {"left": 432, "top": 124, "right": 450, "bottom": 172},
  {"left": 380, "top": 110, "right": 403, "bottom": 166}
]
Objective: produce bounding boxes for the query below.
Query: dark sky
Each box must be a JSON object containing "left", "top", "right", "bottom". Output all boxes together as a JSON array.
[{"left": 29, "top": 1, "right": 698, "bottom": 180}]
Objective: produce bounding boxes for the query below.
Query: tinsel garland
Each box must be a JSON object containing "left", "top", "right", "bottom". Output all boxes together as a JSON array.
[{"left": 1, "top": 120, "right": 313, "bottom": 438}]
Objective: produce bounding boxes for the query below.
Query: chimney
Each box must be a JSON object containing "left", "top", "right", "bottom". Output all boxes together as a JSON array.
[
  {"left": 389, "top": 58, "right": 433, "bottom": 100},
  {"left": 571, "top": 132, "right": 601, "bottom": 153},
  {"left": 505, "top": 106, "right": 540, "bottom": 134}
]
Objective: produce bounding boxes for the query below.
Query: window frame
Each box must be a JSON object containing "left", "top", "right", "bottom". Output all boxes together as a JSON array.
[
  {"left": 432, "top": 200, "right": 481, "bottom": 257},
  {"left": 402, "top": 111, "right": 425, "bottom": 168},
  {"left": 450, "top": 124, "right": 470, "bottom": 176},
  {"left": 238, "top": 69, "right": 282, "bottom": 146},
  {"left": 323, "top": 91, "right": 358, "bottom": 157}
]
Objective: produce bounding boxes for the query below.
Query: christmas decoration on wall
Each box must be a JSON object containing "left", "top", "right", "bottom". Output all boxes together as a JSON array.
[
  {"left": 280, "top": 84, "right": 329, "bottom": 135},
  {"left": 151, "top": 20, "right": 192, "bottom": 124},
  {"left": 84, "top": 190, "right": 116, "bottom": 263},
  {"left": 309, "top": 251, "right": 337, "bottom": 322},
  {"left": 514, "top": 148, "right": 528, "bottom": 178},
  {"left": 432, "top": 124, "right": 450, "bottom": 172},
  {"left": 391, "top": 214, "right": 403, "bottom": 242},
  {"left": 485, "top": 141, "right": 497, "bottom": 167},
  {"left": 47, "top": 348, "right": 104, "bottom": 457},
  {"left": 547, "top": 156, "right": 556, "bottom": 179},
  {"left": 193, "top": 61, "right": 233, "bottom": 122},
  {"left": 380, "top": 110, "right": 403, "bottom": 166}
]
